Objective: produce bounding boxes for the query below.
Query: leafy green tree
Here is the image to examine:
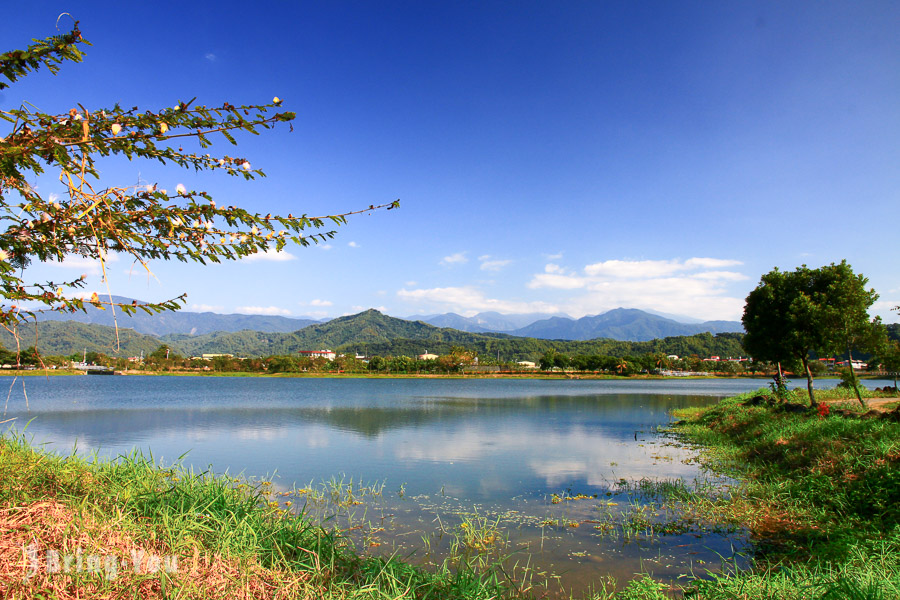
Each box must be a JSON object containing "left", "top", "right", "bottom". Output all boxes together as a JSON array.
[
  {"left": 266, "top": 355, "right": 299, "bottom": 373},
  {"left": 874, "top": 339, "right": 900, "bottom": 391},
  {"left": 813, "top": 261, "right": 885, "bottom": 406},
  {"left": 149, "top": 345, "right": 172, "bottom": 360},
  {"left": 743, "top": 262, "right": 883, "bottom": 407},
  {"left": 539, "top": 350, "right": 558, "bottom": 371},
  {"left": 0, "top": 23, "right": 396, "bottom": 340}
]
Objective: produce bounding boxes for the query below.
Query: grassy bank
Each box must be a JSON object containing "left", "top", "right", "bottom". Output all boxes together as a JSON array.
[
  {"left": 3, "top": 387, "right": 899, "bottom": 599},
  {"left": 658, "top": 388, "right": 900, "bottom": 600},
  {"left": 0, "top": 434, "right": 516, "bottom": 599}
]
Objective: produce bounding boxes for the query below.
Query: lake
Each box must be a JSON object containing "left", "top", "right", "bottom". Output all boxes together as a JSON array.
[{"left": 1, "top": 376, "right": 887, "bottom": 594}]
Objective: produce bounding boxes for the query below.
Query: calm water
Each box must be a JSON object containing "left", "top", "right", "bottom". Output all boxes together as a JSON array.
[{"left": 2, "top": 376, "right": 888, "bottom": 594}]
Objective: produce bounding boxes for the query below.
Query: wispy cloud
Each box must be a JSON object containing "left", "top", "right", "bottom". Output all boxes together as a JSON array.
[
  {"left": 478, "top": 255, "right": 513, "bottom": 272},
  {"left": 348, "top": 241, "right": 359, "bottom": 248},
  {"left": 190, "top": 303, "right": 224, "bottom": 312},
  {"left": 398, "top": 286, "right": 558, "bottom": 317},
  {"left": 440, "top": 252, "right": 468, "bottom": 266},
  {"left": 308, "top": 299, "right": 333, "bottom": 307},
  {"left": 204, "top": 52, "right": 217, "bottom": 62},
  {"left": 241, "top": 249, "right": 296, "bottom": 262},
  {"left": 235, "top": 306, "right": 291, "bottom": 316}
]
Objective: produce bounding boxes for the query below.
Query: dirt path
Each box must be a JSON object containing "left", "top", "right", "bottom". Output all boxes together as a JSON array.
[{"left": 823, "top": 396, "right": 900, "bottom": 412}]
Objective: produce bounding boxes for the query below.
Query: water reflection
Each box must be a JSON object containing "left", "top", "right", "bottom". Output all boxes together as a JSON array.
[{"left": 3, "top": 376, "right": 889, "bottom": 595}]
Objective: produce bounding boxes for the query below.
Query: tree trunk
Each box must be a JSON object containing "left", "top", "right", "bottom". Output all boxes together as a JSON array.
[
  {"left": 847, "top": 349, "right": 865, "bottom": 408},
  {"left": 804, "top": 358, "right": 817, "bottom": 407},
  {"left": 776, "top": 362, "right": 785, "bottom": 401}
]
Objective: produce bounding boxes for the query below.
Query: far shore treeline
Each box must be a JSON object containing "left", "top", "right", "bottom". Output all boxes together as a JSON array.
[{"left": 1, "top": 310, "right": 896, "bottom": 376}]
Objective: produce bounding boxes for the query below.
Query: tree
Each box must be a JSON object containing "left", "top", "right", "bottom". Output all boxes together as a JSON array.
[
  {"left": 878, "top": 340, "right": 900, "bottom": 391},
  {"left": 0, "top": 22, "right": 396, "bottom": 350},
  {"left": 813, "top": 261, "right": 885, "bottom": 406},
  {"left": 743, "top": 262, "right": 883, "bottom": 408},
  {"left": 149, "top": 344, "right": 172, "bottom": 360}
]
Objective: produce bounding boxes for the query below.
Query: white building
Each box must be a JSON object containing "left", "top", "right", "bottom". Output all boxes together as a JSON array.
[{"left": 299, "top": 350, "right": 337, "bottom": 361}]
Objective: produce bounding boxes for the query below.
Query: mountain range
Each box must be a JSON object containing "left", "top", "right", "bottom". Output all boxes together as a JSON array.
[
  {"left": 33, "top": 299, "right": 743, "bottom": 342},
  {"left": 34, "top": 296, "right": 320, "bottom": 336},
  {"left": 410, "top": 308, "right": 743, "bottom": 341},
  {"left": 2, "top": 309, "right": 747, "bottom": 360}
]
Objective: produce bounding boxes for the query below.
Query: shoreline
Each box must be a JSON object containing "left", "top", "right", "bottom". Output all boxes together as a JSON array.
[
  {"left": 1, "top": 368, "right": 885, "bottom": 382},
  {"left": 0, "top": 368, "right": 811, "bottom": 380}
]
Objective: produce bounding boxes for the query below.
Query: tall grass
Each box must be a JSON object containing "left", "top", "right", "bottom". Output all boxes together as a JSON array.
[{"left": 0, "top": 432, "right": 517, "bottom": 599}]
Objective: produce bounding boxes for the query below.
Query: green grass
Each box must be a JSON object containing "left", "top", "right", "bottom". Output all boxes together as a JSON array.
[
  {"left": 656, "top": 388, "right": 900, "bottom": 600},
  {"left": 0, "top": 432, "right": 521, "bottom": 599},
  {"left": 3, "top": 386, "right": 899, "bottom": 599}
]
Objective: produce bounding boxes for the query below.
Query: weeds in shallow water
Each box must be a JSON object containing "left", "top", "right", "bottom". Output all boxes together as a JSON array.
[{"left": 0, "top": 432, "right": 516, "bottom": 600}]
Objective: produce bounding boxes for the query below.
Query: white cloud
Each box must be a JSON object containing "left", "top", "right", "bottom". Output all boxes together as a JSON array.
[
  {"left": 528, "top": 272, "right": 587, "bottom": 290},
  {"left": 529, "top": 256, "right": 747, "bottom": 320},
  {"left": 440, "top": 252, "right": 468, "bottom": 266},
  {"left": 45, "top": 253, "right": 120, "bottom": 275},
  {"left": 308, "top": 299, "right": 333, "bottom": 307},
  {"left": 545, "top": 252, "right": 564, "bottom": 261},
  {"left": 235, "top": 306, "right": 292, "bottom": 316},
  {"left": 348, "top": 241, "right": 359, "bottom": 248},
  {"left": 241, "top": 249, "right": 296, "bottom": 262},
  {"left": 190, "top": 303, "right": 224, "bottom": 312},
  {"left": 584, "top": 259, "right": 683, "bottom": 279},
  {"left": 691, "top": 270, "right": 749, "bottom": 281},
  {"left": 205, "top": 52, "right": 216, "bottom": 62},
  {"left": 583, "top": 258, "right": 743, "bottom": 279},
  {"left": 873, "top": 300, "right": 900, "bottom": 322},
  {"left": 405, "top": 281, "right": 418, "bottom": 287},
  {"left": 398, "top": 286, "right": 558, "bottom": 317},
  {"left": 481, "top": 260, "right": 512, "bottom": 271},
  {"left": 478, "top": 255, "right": 513, "bottom": 272},
  {"left": 684, "top": 257, "right": 742, "bottom": 269},
  {"left": 319, "top": 244, "right": 333, "bottom": 250}
]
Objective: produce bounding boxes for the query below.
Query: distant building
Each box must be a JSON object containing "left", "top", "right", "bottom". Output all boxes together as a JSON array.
[
  {"left": 837, "top": 359, "right": 867, "bottom": 370},
  {"left": 417, "top": 352, "right": 439, "bottom": 360},
  {"left": 201, "top": 353, "right": 234, "bottom": 360},
  {"left": 299, "top": 350, "right": 336, "bottom": 360},
  {"left": 517, "top": 360, "right": 537, "bottom": 369}
]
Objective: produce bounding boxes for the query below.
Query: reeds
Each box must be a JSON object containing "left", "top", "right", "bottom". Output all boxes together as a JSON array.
[{"left": 0, "top": 432, "right": 515, "bottom": 599}]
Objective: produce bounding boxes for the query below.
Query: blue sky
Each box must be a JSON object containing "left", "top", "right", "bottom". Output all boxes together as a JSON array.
[{"left": 4, "top": 2, "right": 898, "bottom": 323}]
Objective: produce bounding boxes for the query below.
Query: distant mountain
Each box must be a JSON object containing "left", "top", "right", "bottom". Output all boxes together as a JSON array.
[
  {"left": 512, "top": 308, "right": 743, "bottom": 342},
  {"left": 406, "top": 313, "right": 492, "bottom": 333},
  {"left": 165, "top": 309, "right": 474, "bottom": 356},
  {"left": 0, "top": 321, "right": 168, "bottom": 357},
  {"left": 2, "top": 310, "right": 747, "bottom": 360},
  {"left": 408, "top": 311, "right": 572, "bottom": 332},
  {"left": 34, "top": 296, "right": 319, "bottom": 336}
]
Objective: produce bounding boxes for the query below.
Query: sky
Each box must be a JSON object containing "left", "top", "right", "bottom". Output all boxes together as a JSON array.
[{"left": 3, "top": 1, "right": 899, "bottom": 323}]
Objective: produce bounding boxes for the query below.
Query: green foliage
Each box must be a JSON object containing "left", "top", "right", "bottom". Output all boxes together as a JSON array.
[
  {"left": 675, "top": 391, "right": 900, "bottom": 547},
  {"left": 0, "top": 24, "right": 395, "bottom": 336},
  {"left": 0, "top": 433, "right": 513, "bottom": 600},
  {"left": 743, "top": 262, "right": 884, "bottom": 406},
  {"left": 669, "top": 392, "right": 900, "bottom": 600}
]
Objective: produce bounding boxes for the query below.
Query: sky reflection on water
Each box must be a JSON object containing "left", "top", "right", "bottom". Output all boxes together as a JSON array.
[{"left": 2, "top": 376, "right": 891, "bottom": 594}]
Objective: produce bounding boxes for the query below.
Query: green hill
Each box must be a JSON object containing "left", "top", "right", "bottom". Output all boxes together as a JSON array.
[
  {"left": 0, "top": 309, "right": 747, "bottom": 361},
  {"left": 0, "top": 322, "right": 168, "bottom": 358}
]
